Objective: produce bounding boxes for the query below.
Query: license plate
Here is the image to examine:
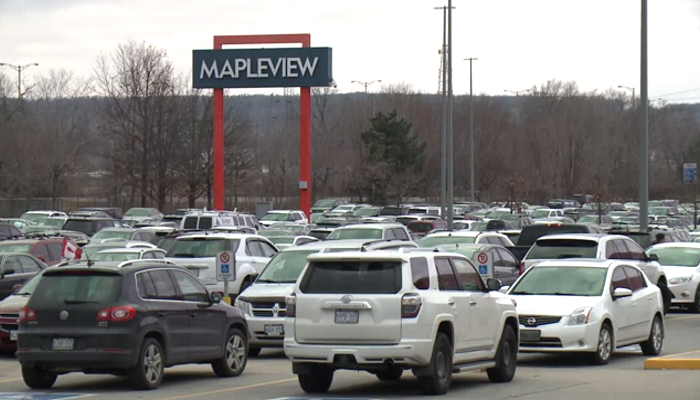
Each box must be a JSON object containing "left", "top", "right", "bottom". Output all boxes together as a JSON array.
[
  {"left": 264, "top": 324, "right": 284, "bottom": 336},
  {"left": 335, "top": 310, "right": 359, "bottom": 324},
  {"left": 9, "top": 331, "right": 17, "bottom": 341},
  {"left": 520, "top": 330, "right": 541, "bottom": 342},
  {"left": 52, "top": 338, "right": 74, "bottom": 351}
]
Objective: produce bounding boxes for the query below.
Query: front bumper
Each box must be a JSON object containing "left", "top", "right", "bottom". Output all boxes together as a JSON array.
[
  {"left": 668, "top": 282, "right": 697, "bottom": 304},
  {"left": 284, "top": 337, "right": 434, "bottom": 367},
  {"left": 248, "top": 317, "right": 286, "bottom": 348},
  {"left": 519, "top": 322, "right": 601, "bottom": 353}
]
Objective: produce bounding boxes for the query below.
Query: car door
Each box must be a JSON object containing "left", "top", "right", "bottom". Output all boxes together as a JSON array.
[
  {"left": 623, "top": 266, "right": 653, "bottom": 339},
  {"left": 138, "top": 269, "right": 192, "bottom": 364},
  {"left": 434, "top": 257, "right": 471, "bottom": 354},
  {"left": 451, "top": 257, "right": 499, "bottom": 355},
  {"left": 495, "top": 248, "right": 520, "bottom": 285},
  {"left": 609, "top": 266, "right": 636, "bottom": 344},
  {"left": 169, "top": 269, "right": 224, "bottom": 361}
]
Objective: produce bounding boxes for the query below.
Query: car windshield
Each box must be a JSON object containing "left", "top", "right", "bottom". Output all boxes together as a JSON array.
[
  {"left": 257, "top": 250, "right": 320, "bottom": 283},
  {"left": 126, "top": 208, "right": 153, "bottom": 216},
  {"left": 313, "top": 200, "right": 336, "bottom": 208},
  {"left": 650, "top": 207, "right": 670, "bottom": 215},
  {"left": 91, "top": 251, "right": 141, "bottom": 262},
  {"left": 648, "top": 247, "right": 700, "bottom": 267},
  {"left": 418, "top": 236, "right": 476, "bottom": 247},
  {"left": 92, "top": 230, "right": 132, "bottom": 241},
  {"left": 62, "top": 220, "right": 95, "bottom": 235},
  {"left": 487, "top": 210, "right": 512, "bottom": 219},
  {"left": 42, "top": 218, "right": 65, "bottom": 227},
  {"left": 510, "top": 266, "right": 607, "bottom": 296},
  {"left": 268, "top": 236, "right": 295, "bottom": 245},
  {"left": 261, "top": 213, "right": 290, "bottom": 221},
  {"left": 326, "top": 228, "right": 382, "bottom": 240},
  {"left": 0, "top": 244, "right": 32, "bottom": 253},
  {"left": 354, "top": 207, "right": 378, "bottom": 216},
  {"left": 527, "top": 239, "right": 598, "bottom": 260},
  {"left": 14, "top": 273, "right": 42, "bottom": 296},
  {"left": 167, "top": 238, "right": 238, "bottom": 258},
  {"left": 20, "top": 213, "right": 48, "bottom": 223},
  {"left": 258, "top": 229, "right": 293, "bottom": 237},
  {"left": 408, "top": 222, "right": 434, "bottom": 232},
  {"left": 300, "top": 261, "right": 402, "bottom": 294},
  {"left": 30, "top": 271, "right": 123, "bottom": 306},
  {"left": 531, "top": 210, "right": 551, "bottom": 219},
  {"left": 577, "top": 216, "right": 599, "bottom": 223}
]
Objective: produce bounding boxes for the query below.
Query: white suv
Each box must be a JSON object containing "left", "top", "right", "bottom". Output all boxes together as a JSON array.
[{"left": 284, "top": 250, "right": 519, "bottom": 395}]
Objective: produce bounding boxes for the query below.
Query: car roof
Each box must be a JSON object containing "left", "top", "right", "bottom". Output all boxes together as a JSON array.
[
  {"left": 425, "top": 231, "right": 480, "bottom": 238},
  {"left": 649, "top": 242, "right": 700, "bottom": 250},
  {"left": 292, "top": 239, "right": 397, "bottom": 250},
  {"left": 266, "top": 210, "right": 299, "bottom": 214},
  {"left": 532, "top": 259, "right": 619, "bottom": 269},
  {"left": 175, "top": 233, "right": 262, "bottom": 240},
  {"left": 536, "top": 233, "right": 609, "bottom": 242},
  {"left": 332, "top": 223, "right": 402, "bottom": 229},
  {"left": 94, "top": 248, "right": 163, "bottom": 254},
  {"left": 97, "top": 227, "right": 134, "bottom": 232}
]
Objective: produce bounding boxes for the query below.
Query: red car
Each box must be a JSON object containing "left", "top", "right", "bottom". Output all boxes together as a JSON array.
[{"left": 0, "top": 238, "right": 79, "bottom": 266}]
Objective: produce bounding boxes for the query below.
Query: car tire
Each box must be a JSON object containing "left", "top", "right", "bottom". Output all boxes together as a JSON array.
[
  {"left": 658, "top": 282, "right": 671, "bottom": 315},
  {"left": 248, "top": 346, "right": 262, "bottom": 357},
  {"left": 418, "top": 332, "right": 453, "bottom": 395},
  {"left": 640, "top": 315, "right": 664, "bottom": 356},
  {"left": 21, "top": 366, "right": 57, "bottom": 389},
  {"left": 376, "top": 367, "right": 403, "bottom": 381},
  {"left": 487, "top": 325, "right": 518, "bottom": 383},
  {"left": 212, "top": 328, "right": 248, "bottom": 377},
  {"left": 129, "top": 337, "right": 165, "bottom": 390},
  {"left": 298, "top": 365, "right": 333, "bottom": 393},
  {"left": 590, "top": 323, "right": 613, "bottom": 365},
  {"left": 689, "top": 287, "right": 700, "bottom": 313}
]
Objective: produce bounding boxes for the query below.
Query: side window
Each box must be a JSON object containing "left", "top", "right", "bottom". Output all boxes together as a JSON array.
[
  {"left": 47, "top": 243, "right": 62, "bottom": 261},
  {"left": 170, "top": 270, "right": 209, "bottom": 302},
  {"left": 141, "top": 252, "right": 155, "bottom": 260},
  {"left": 258, "top": 241, "right": 278, "bottom": 258},
  {"left": 148, "top": 270, "right": 180, "bottom": 300},
  {"left": 246, "top": 240, "right": 264, "bottom": 257},
  {"left": 18, "top": 256, "right": 41, "bottom": 273},
  {"left": 33, "top": 244, "right": 50, "bottom": 262},
  {"left": 137, "top": 272, "right": 158, "bottom": 299},
  {"left": 624, "top": 266, "right": 647, "bottom": 291},
  {"left": 3, "top": 256, "right": 23, "bottom": 273},
  {"left": 622, "top": 240, "right": 646, "bottom": 261},
  {"left": 435, "top": 258, "right": 460, "bottom": 291},
  {"left": 610, "top": 240, "right": 629, "bottom": 259},
  {"left": 605, "top": 242, "right": 616, "bottom": 259},
  {"left": 496, "top": 248, "right": 518, "bottom": 268},
  {"left": 183, "top": 216, "right": 198, "bottom": 230},
  {"left": 498, "top": 237, "right": 511, "bottom": 247},
  {"left": 152, "top": 251, "right": 165, "bottom": 259},
  {"left": 611, "top": 266, "right": 631, "bottom": 293},
  {"left": 410, "top": 257, "right": 430, "bottom": 290},
  {"left": 451, "top": 258, "right": 485, "bottom": 292},
  {"left": 384, "top": 229, "right": 396, "bottom": 240}
]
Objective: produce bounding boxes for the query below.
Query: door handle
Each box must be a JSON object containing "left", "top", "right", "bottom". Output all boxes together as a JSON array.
[
  {"left": 447, "top": 299, "right": 455, "bottom": 306},
  {"left": 469, "top": 300, "right": 477, "bottom": 306}
]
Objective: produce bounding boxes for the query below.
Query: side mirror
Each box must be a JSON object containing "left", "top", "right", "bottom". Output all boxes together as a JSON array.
[
  {"left": 613, "top": 287, "right": 633, "bottom": 299},
  {"left": 486, "top": 278, "right": 502, "bottom": 291},
  {"left": 648, "top": 254, "right": 659, "bottom": 262},
  {"left": 498, "top": 285, "right": 510, "bottom": 294},
  {"left": 210, "top": 292, "right": 222, "bottom": 304}
]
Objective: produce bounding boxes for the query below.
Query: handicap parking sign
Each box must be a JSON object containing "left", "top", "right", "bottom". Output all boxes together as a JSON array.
[
  {"left": 221, "top": 264, "right": 230, "bottom": 274},
  {"left": 478, "top": 265, "right": 488, "bottom": 275}
]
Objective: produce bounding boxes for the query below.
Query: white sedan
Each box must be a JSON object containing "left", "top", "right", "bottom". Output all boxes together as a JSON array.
[
  {"left": 647, "top": 243, "right": 700, "bottom": 312},
  {"left": 504, "top": 259, "right": 664, "bottom": 364}
]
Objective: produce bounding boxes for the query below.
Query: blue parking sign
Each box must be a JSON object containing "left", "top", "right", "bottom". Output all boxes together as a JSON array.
[
  {"left": 221, "top": 264, "right": 230, "bottom": 274},
  {"left": 478, "top": 265, "right": 488, "bottom": 275}
]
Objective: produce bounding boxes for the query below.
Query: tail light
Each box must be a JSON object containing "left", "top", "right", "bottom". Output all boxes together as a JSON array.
[
  {"left": 402, "top": 293, "right": 422, "bottom": 318},
  {"left": 97, "top": 306, "right": 136, "bottom": 322},
  {"left": 285, "top": 294, "right": 296, "bottom": 317},
  {"left": 519, "top": 262, "right": 525, "bottom": 275},
  {"left": 19, "top": 307, "right": 37, "bottom": 322}
]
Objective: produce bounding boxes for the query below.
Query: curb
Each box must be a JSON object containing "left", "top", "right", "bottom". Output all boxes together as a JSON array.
[{"left": 644, "top": 351, "right": 700, "bottom": 370}]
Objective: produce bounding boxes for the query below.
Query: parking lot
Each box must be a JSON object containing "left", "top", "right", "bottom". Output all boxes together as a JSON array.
[{"left": 0, "top": 312, "right": 694, "bottom": 400}]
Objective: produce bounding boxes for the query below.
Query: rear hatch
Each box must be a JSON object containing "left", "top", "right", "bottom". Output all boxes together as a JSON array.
[
  {"left": 517, "top": 224, "right": 592, "bottom": 247},
  {"left": 166, "top": 237, "right": 238, "bottom": 283},
  {"left": 24, "top": 269, "right": 124, "bottom": 350},
  {"left": 294, "top": 259, "right": 403, "bottom": 345},
  {"left": 523, "top": 238, "right": 599, "bottom": 271}
]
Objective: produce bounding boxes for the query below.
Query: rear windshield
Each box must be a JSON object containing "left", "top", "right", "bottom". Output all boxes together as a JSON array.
[
  {"left": 0, "top": 244, "right": 32, "bottom": 253},
  {"left": 308, "top": 230, "right": 331, "bottom": 240},
  {"left": 30, "top": 272, "right": 123, "bottom": 306},
  {"left": 300, "top": 261, "right": 402, "bottom": 294},
  {"left": 395, "top": 217, "right": 417, "bottom": 226},
  {"left": 408, "top": 222, "right": 433, "bottom": 232},
  {"left": 183, "top": 216, "right": 213, "bottom": 230},
  {"left": 517, "top": 225, "right": 589, "bottom": 246},
  {"left": 167, "top": 238, "right": 238, "bottom": 258},
  {"left": 326, "top": 228, "right": 382, "bottom": 240},
  {"left": 63, "top": 220, "right": 95, "bottom": 235},
  {"left": 418, "top": 236, "right": 476, "bottom": 247},
  {"left": 527, "top": 239, "right": 598, "bottom": 260}
]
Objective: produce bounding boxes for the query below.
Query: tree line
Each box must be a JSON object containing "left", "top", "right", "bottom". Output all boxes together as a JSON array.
[{"left": 1, "top": 40, "right": 699, "bottom": 212}]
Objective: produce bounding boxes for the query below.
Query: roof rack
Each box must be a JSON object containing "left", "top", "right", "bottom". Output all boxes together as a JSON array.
[
  {"left": 398, "top": 247, "right": 443, "bottom": 254},
  {"left": 117, "top": 259, "right": 178, "bottom": 268}
]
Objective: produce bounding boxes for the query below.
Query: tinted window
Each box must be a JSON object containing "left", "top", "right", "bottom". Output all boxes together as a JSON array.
[
  {"left": 33, "top": 244, "right": 50, "bottom": 261},
  {"left": 183, "top": 216, "right": 198, "bottom": 230},
  {"left": 198, "top": 217, "right": 213, "bottom": 230},
  {"left": 410, "top": 257, "right": 430, "bottom": 290},
  {"left": 3, "top": 256, "right": 23, "bottom": 273},
  {"left": 167, "top": 238, "right": 237, "bottom": 258},
  {"left": 435, "top": 258, "right": 460, "bottom": 291},
  {"left": 258, "top": 241, "right": 278, "bottom": 258},
  {"left": 136, "top": 272, "right": 158, "bottom": 299},
  {"left": 624, "top": 266, "right": 647, "bottom": 291},
  {"left": 621, "top": 240, "right": 646, "bottom": 261},
  {"left": 30, "top": 272, "right": 122, "bottom": 306},
  {"left": 384, "top": 229, "right": 396, "bottom": 240},
  {"left": 148, "top": 270, "right": 180, "bottom": 300},
  {"left": 300, "top": 261, "right": 402, "bottom": 294},
  {"left": 517, "top": 225, "right": 590, "bottom": 247},
  {"left": 611, "top": 267, "right": 630, "bottom": 292},
  {"left": 170, "top": 270, "right": 209, "bottom": 302},
  {"left": 62, "top": 220, "right": 96, "bottom": 235},
  {"left": 408, "top": 222, "right": 434, "bottom": 233},
  {"left": 47, "top": 243, "right": 62, "bottom": 261},
  {"left": 451, "top": 258, "right": 484, "bottom": 291},
  {"left": 526, "top": 239, "right": 598, "bottom": 260},
  {"left": 18, "top": 256, "right": 41, "bottom": 273},
  {"left": 394, "top": 217, "right": 416, "bottom": 226},
  {"left": 246, "top": 241, "right": 264, "bottom": 257}
]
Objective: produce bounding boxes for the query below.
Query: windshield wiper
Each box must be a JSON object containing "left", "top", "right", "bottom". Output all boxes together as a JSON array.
[
  {"left": 16, "top": 292, "right": 32, "bottom": 296},
  {"left": 64, "top": 299, "right": 98, "bottom": 304},
  {"left": 256, "top": 279, "right": 297, "bottom": 284}
]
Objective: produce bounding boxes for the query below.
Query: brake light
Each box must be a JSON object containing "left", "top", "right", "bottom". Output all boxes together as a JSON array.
[
  {"left": 19, "top": 307, "right": 37, "bottom": 322},
  {"left": 402, "top": 293, "right": 422, "bottom": 318},
  {"left": 97, "top": 306, "right": 136, "bottom": 322},
  {"left": 519, "top": 262, "right": 524, "bottom": 274},
  {"left": 285, "top": 294, "right": 296, "bottom": 317}
]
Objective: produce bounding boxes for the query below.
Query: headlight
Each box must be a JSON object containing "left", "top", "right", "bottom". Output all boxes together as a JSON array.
[
  {"left": 669, "top": 276, "right": 693, "bottom": 285},
  {"left": 568, "top": 307, "right": 592, "bottom": 326},
  {"left": 234, "top": 300, "right": 251, "bottom": 316}
]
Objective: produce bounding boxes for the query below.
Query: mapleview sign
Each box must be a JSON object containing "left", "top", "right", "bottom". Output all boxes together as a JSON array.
[{"left": 192, "top": 47, "right": 333, "bottom": 89}]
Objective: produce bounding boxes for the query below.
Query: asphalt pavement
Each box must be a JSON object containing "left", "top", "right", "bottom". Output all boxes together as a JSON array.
[{"left": 0, "top": 312, "right": 697, "bottom": 400}]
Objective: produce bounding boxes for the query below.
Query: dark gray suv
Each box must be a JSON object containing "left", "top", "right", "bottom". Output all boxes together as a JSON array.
[{"left": 17, "top": 260, "right": 249, "bottom": 390}]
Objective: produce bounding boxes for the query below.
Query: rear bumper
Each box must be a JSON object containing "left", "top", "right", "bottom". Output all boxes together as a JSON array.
[
  {"left": 18, "top": 349, "right": 137, "bottom": 371},
  {"left": 284, "top": 337, "right": 434, "bottom": 368}
]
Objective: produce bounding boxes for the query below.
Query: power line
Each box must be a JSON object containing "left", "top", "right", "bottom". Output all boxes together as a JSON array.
[{"left": 651, "top": 87, "right": 700, "bottom": 99}]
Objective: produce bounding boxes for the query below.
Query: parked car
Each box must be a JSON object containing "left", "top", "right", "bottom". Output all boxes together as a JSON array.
[
  {"left": 0, "top": 253, "right": 46, "bottom": 300},
  {"left": 647, "top": 243, "right": 700, "bottom": 312},
  {"left": 0, "top": 271, "right": 44, "bottom": 353}
]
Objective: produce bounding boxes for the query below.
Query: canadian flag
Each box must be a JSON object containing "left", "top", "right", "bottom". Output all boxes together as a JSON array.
[{"left": 61, "top": 238, "right": 83, "bottom": 260}]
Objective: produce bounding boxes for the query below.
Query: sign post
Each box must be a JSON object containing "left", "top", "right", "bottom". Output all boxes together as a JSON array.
[
  {"left": 474, "top": 251, "right": 493, "bottom": 277},
  {"left": 683, "top": 163, "right": 697, "bottom": 185},
  {"left": 216, "top": 251, "right": 235, "bottom": 304}
]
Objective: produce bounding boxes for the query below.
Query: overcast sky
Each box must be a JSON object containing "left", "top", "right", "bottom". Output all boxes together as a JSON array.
[{"left": 1, "top": 0, "right": 699, "bottom": 102}]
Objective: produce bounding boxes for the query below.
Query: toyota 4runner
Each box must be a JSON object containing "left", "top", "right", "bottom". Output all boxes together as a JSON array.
[{"left": 283, "top": 250, "right": 519, "bottom": 395}]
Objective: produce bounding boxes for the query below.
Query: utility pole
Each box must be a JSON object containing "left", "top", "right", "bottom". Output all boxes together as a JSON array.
[
  {"left": 351, "top": 80, "right": 381, "bottom": 94},
  {"left": 0, "top": 62, "right": 39, "bottom": 99},
  {"left": 434, "top": 5, "right": 453, "bottom": 219},
  {"left": 464, "top": 58, "right": 478, "bottom": 203},
  {"left": 639, "top": 0, "right": 649, "bottom": 231},
  {"left": 446, "top": 0, "right": 455, "bottom": 231}
]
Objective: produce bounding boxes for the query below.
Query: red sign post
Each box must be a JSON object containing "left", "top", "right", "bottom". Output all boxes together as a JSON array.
[{"left": 211, "top": 34, "right": 313, "bottom": 218}]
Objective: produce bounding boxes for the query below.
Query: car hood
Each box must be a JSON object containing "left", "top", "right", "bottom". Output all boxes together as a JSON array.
[
  {"left": 662, "top": 265, "right": 700, "bottom": 279},
  {"left": 239, "top": 283, "right": 295, "bottom": 299},
  {"left": 510, "top": 295, "right": 600, "bottom": 316},
  {"left": 0, "top": 295, "right": 29, "bottom": 312}
]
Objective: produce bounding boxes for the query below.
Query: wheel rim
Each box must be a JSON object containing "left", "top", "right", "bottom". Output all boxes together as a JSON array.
[
  {"left": 652, "top": 319, "right": 663, "bottom": 351},
  {"left": 143, "top": 344, "right": 162, "bottom": 384},
  {"left": 502, "top": 340, "right": 513, "bottom": 367},
  {"left": 598, "top": 328, "right": 612, "bottom": 361},
  {"left": 435, "top": 352, "right": 447, "bottom": 382},
  {"left": 226, "top": 334, "right": 246, "bottom": 371}
]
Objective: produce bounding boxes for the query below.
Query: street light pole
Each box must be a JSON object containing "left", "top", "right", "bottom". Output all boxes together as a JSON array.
[
  {"left": 351, "top": 80, "right": 381, "bottom": 94},
  {"left": 434, "top": 6, "right": 452, "bottom": 219},
  {"left": 446, "top": 0, "right": 455, "bottom": 231},
  {"left": 464, "top": 58, "right": 478, "bottom": 202},
  {"left": 639, "top": 0, "right": 649, "bottom": 231},
  {"left": 617, "top": 85, "right": 636, "bottom": 106},
  {"left": 0, "top": 62, "right": 39, "bottom": 98}
]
